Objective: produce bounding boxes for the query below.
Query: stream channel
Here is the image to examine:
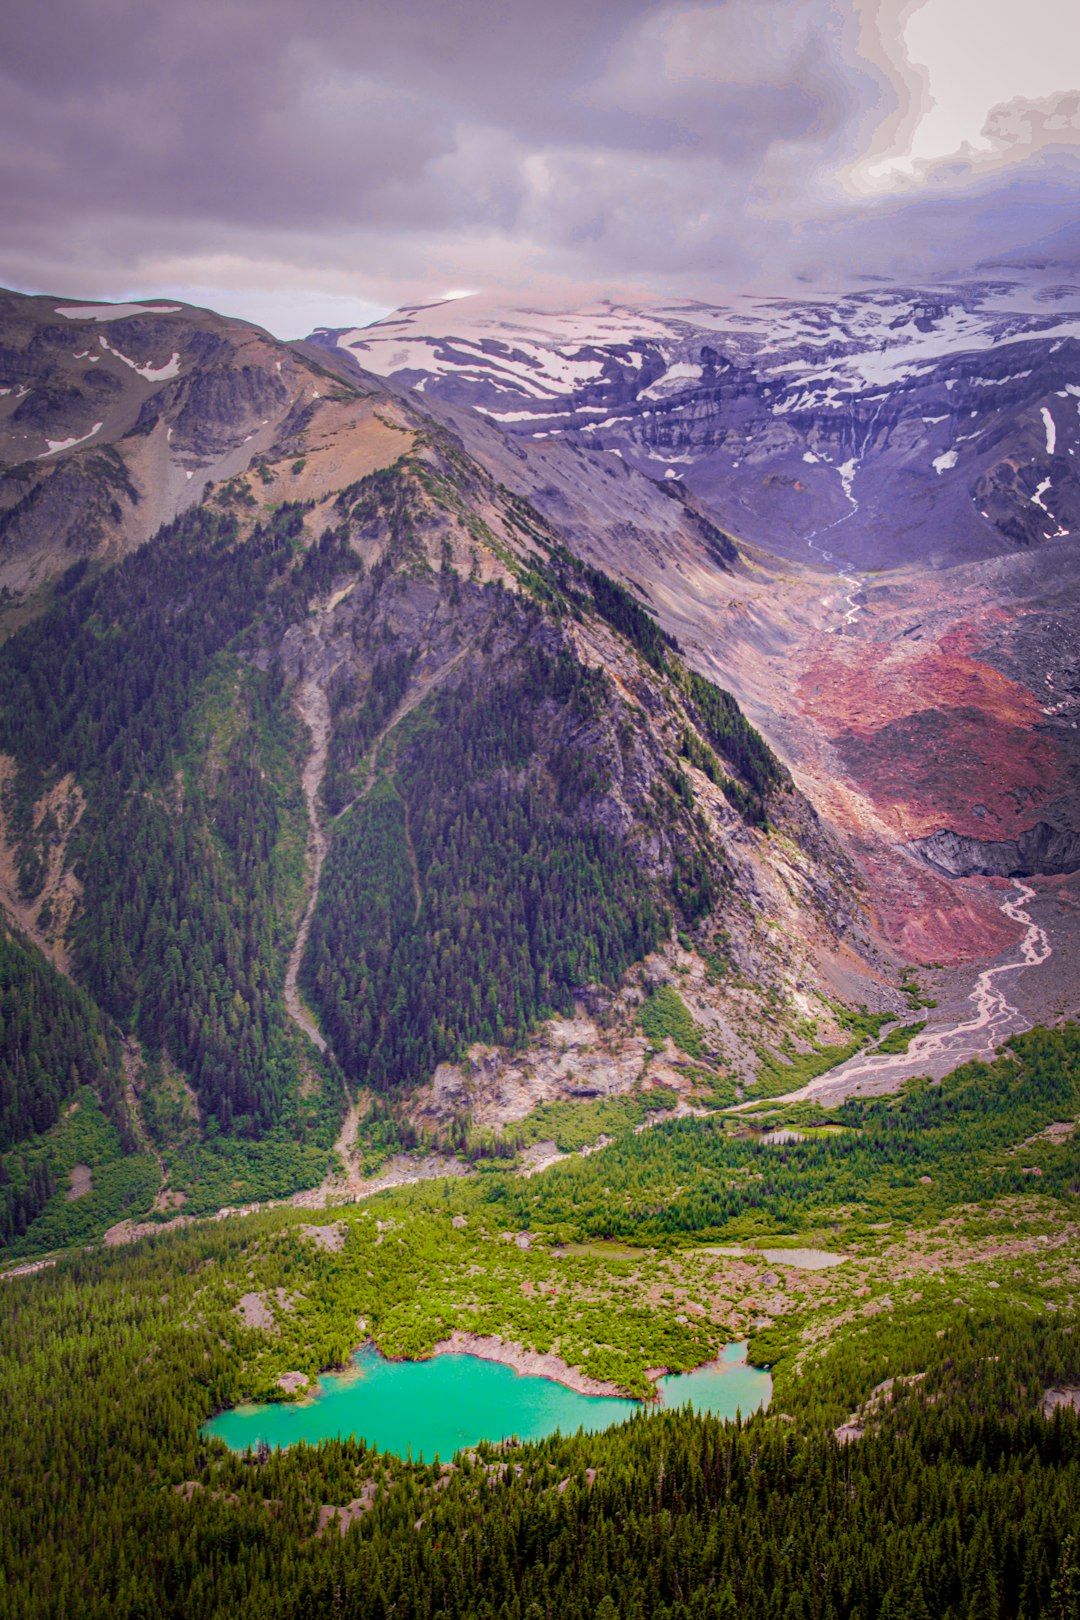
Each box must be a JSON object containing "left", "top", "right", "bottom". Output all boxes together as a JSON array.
[{"left": 204, "top": 1343, "right": 770, "bottom": 1461}]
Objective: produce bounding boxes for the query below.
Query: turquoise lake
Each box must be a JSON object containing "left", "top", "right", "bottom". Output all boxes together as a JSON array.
[{"left": 204, "top": 1343, "right": 771, "bottom": 1461}]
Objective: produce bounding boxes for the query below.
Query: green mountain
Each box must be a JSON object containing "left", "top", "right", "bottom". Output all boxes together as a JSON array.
[{"left": 0, "top": 290, "right": 876, "bottom": 1246}]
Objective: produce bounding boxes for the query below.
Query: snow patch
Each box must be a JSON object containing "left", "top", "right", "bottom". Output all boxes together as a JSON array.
[
  {"left": 37, "top": 422, "right": 103, "bottom": 458},
  {"left": 56, "top": 303, "right": 181, "bottom": 321},
  {"left": 970, "top": 372, "right": 1031, "bottom": 387},
  {"left": 98, "top": 336, "right": 182, "bottom": 381},
  {"left": 933, "top": 450, "right": 958, "bottom": 474},
  {"left": 478, "top": 408, "right": 548, "bottom": 423},
  {"left": 774, "top": 384, "right": 845, "bottom": 413},
  {"left": 802, "top": 450, "right": 819, "bottom": 463},
  {"left": 640, "top": 361, "right": 704, "bottom": 400},
  {"left": 344, "top": 328, "right": 606, "bottom": 400},
  {"left": 1040, "top": 406, "right": 1057, "bottom": 455},
  {"left": 1032, "top": 478, "right": 1053, "bottom": 514}
]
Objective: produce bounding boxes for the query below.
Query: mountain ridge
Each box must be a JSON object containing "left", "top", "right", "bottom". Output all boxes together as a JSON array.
[
  {"left": 311, "top": 276, "right": 1080, "bottom": 569},
  {"left": 0, "top": 287, "right": 894, "bottom": 1250}
]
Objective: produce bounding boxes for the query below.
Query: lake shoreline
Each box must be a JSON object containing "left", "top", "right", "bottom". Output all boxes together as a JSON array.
[
  {"left": 424, "top": 1330, "right": 660, "bottom": 1400},
  {"left": 204, "top": 1340, "right": 771, "bottom": 1454}
]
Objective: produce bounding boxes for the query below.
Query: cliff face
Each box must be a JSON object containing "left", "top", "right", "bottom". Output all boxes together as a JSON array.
[{"left": 911, "top": 823, "right": 1080, "bottom": 879}]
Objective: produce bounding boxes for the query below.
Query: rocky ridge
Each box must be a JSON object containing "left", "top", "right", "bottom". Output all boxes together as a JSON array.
[
  {"left": 312, "top": 277, "right": 1080, "bottom": 572},
  {"left": 0, "top": 289, "right": 350, "bottom": 599}
]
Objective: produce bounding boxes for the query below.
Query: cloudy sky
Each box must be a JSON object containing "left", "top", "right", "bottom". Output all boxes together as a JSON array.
[{"left": 3, "top": 0, "right": 1079, "bottom": 336}]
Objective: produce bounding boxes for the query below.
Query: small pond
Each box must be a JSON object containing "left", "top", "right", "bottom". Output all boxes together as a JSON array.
[
  {"left": 697, "top": 1245, "right": 848, "bottom": 1270},
  {"left": 203, "top": 1342, "right": 770, "bottom": 1461}
]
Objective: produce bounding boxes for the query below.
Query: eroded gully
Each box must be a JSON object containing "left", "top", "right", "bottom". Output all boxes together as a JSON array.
[
  {"left": 283, "top": 644, "right": 473, "bottom": 1059},
  {"left": 283, "top": 678, "right": 331, "bottom": 1055}
]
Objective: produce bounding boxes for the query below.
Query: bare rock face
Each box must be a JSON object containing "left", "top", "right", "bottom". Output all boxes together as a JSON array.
[
  {"left": 1041, "top": 1386, "right": 1080, "bottom": 1417},
  {"left": 416, "top": 1016, "right": 652, "bottom": 1129},
  {"left": 164, "top": 363, "right": 289, "bottom": 458},
  {"left": 911, "top": 822, "right": 1080, "bottom": 878}
]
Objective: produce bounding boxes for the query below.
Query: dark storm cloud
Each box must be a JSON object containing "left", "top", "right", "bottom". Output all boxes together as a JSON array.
[
  {"left": 1, "top": 1, "right": 663, "bottom": 226},
  {"left": 1, "top": 0, "right": 1078, "bottom": 329}
]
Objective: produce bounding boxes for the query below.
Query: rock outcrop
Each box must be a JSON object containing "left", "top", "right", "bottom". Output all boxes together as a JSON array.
[{"left": 910, "top": 822, "right": 1080, "bottom": 878}]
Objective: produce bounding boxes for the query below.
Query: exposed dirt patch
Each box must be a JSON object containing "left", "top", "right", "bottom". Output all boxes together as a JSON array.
[
  {"left": 292, "top": 1151, "right": 471, "bottom": 1210},
  {"left": 520, "top": 1140, "right": 568, "bottom": 1178},
  {"left": 834, "top": 1373, "right": 927, "bottom": 1445},
  {"left": 275, "top": 1370, "right": 310, "bottom": 1395},
  {"left": 426, "top": 1330, "right": 639, "bottom": 1400},
  {"left": 236, "top": 1292, "right": 277, "bottom": 1332},
  {"left": 300, "top": 1223, "right": 347, "bottom": 1253},
  {"left": 155, "top": 1189, "right": 188, "bottom": 1212},
  {"left": 316, "top": 1481, "right": 378, "bottom": 1537},
  {"left": 1042, "top": 1386, "right": 1080, "bottom": 1417},
  {"left": 104, "top": 1214, "right": 194, "bottom": 1247},
  {"left": 1, "top": 1257, "right": 57, "bottom": 1280},
  {"left": 0, "top": 755, "right": 84, "bottom": 972},
  {"left": 65, "top": 1164, "right": 92, "bottom": 1201},
  {"left": 414, "top": 1015, "right": 652, "bottom": 1130},
  {"left": 1016, "top": 1119, "right": 1077, "bottom": 1151},
  {"left": 248, "top": 397, "right": 413, "bottom": 510}
]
